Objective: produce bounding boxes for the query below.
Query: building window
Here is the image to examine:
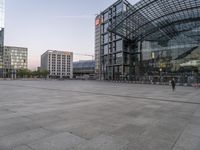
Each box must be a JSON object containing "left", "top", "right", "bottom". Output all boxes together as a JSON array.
[
  {"left": 104, "top": 34, "right": 109, "bottom": 43},
  {"left": 116, "top": 40, "right": 122, "bottom": 52},
  {"left": 103, "top": 11, "right": 109, "bottom": 22},
  {"left": 116, "top": 53, "right": 123, "bottom": 64},
  {"left": 116, "top": 2, "right": 123, "bottom": 14},
  {"left": 104, "top": 45, "right": 109, "bottom": 55},
  {"left": 104, "top": 23, "right": 109, "bottom": 33}
]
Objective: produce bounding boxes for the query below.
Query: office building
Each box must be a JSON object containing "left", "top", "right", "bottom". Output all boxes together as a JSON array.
[
  {"left": 0, "top": 0, "right": 4, "bottom": 77},
  {"left": 95, "top": 0, "right": 132, "bottom": 80},
  {"left": 95, "top": 15, "right": 101, "bottom": 79},
  {"left": 3, "top": 46, "right": 28, "bottom": 78},
  {"left": 96, "top": 0, "right": 200, "bottom": 83},
  {"left": 41, "top": 50, "right": 73, "bottom": 78}
]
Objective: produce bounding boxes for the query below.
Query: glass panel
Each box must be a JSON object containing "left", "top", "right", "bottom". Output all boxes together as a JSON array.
[
  {"left": 116, "top": 2, "right": 123, "bottom": 14},
  {"left": 116, "top": 40, "right": 123, "bottom": 52},
  {"left": 103, "top": 11, "right": 109, "bottom": 22},
  {"left": 104, "top": 45, "right": 108, "bottom": 55},
  {"left": 104, "top": 34, "right": 109, "bottom": 43}
]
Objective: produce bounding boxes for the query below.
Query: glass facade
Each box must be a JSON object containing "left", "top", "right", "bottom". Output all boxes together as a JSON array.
[
  {"left": 73, "top": 60, "right": 95, "bottom": 79},
  {"left": 95, "top": 0, "right": 132, "bottom": 80},
  {"left": 4, "top": 47, "right": 28, "bottom": 69},
  {"left": 0, "top": 0, "right": 4, "bottom": 77},
  {"left": 95, "top": 15, "right": 101, "bottom": 76},
  {"left": 106, "top": 0, "right": 200, "bottom": 84},
  {"left": 73, "top": 60, "right": 95, "bottom": 74},
  {"left": 3, "top": 46, "right": 28, "bottom": 78}
]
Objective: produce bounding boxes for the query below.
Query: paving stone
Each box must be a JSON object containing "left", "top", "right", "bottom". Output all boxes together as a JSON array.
[
  {"left": 109, "top": 124, "right": 146, "bottom": 139},
  {"left": 123, "top": 137, "right": 174, "bottom": 150},
  {"left": 184, "top": 124, "right": 200, "bottom": 137},
  {"left": 0, "top": 128, "right": 50, "bottom": 149},
  {"left": 173, "top": 134, "right": 200, "bottom": 150},
  {"left": 28, "top": 132, "right": 86, "bottom": 150},
  {"left": 12, "top": 145, "right": 33, "bottom": 150},
  {"left": 73, "top": 134, "right": 128, "bottom": 150}
]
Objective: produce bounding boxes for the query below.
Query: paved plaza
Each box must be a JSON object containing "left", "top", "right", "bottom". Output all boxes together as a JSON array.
[{"left": 0, "top": 80, "right": 200, "bottom": 150}]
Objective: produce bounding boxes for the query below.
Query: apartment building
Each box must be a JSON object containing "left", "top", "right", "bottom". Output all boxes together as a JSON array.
[{"left": 41, "top": 50, "right": 73, "bottom": 78}]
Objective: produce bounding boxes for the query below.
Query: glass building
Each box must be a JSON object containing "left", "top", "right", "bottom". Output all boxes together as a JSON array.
[
  {"left": 3, "top": 46, "right": 28, "bottom": 78},
  {"left": 95, "top": 0, "right": 132, "bottom": 80},
  {"left": 0, "top": 0, "right": 4, "bottom": 77},
  {"left": 73, "top": 60, "right": 95, "bottom": 79},
  {"left": 97, "top": 0, "right": 200, "bottom": 83},
  {"left": 95, "top": 15, "right": 101, "bottom": 78}
]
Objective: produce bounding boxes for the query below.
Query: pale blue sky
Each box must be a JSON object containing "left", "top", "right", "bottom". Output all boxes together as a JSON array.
[{"left": 4, "top": 0, "right": 139, "bottom": 70}]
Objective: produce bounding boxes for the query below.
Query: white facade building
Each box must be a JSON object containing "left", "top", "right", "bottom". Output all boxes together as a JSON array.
[{"left": 41, "top": 50, "right": 73, "bottom": 78}]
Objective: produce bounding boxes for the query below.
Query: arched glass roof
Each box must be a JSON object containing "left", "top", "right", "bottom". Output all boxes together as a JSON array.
[
  {"left": 108, "top": 0, "right": 200, "bottom": 43},
  {"left": 73, "top": 60, "right": 95, "bottom": 69}
]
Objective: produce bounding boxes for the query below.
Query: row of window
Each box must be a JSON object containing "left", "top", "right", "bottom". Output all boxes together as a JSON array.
[
  {"left": 102, "top": 2, "right": 129, "bottom": 22},
  {"left": 53, "top": 67, "right": 70, "bottom": 69},
  {"left": 51, "top": 70, "right": 71, "bottom": 72},
  {"left": 51, "top": 73, "right": 71, "bottom": 76},
  {"left": 49, "top": 63, "right": 71, "bottom": 67},
  {"left": 103, "top": 40, "right": 123, "bottom": 55},
  {"left": 54, "top": 60, "right": 71, "bottom": 62},
  {"left": 102, "top": 33, "right": 121, "bottom": 43}
]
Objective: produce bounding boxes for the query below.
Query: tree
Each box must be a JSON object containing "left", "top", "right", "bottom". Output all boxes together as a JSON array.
[
  {"left": 16, "top": 69, "right": 49, "bottom": 78},
  {"left": 39, "top": 69, "right": 49, "bottom": 78},
  {"left": 31, "top": 70, "right": 39, "bottom": 78},
  {"left": 17, "top": 69, "right": 31, "bottom": 78}
]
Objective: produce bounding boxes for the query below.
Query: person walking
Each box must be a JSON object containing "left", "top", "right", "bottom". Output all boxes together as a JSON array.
[{"left": 171, "top": 78, "right": 176, "bottom": 91}]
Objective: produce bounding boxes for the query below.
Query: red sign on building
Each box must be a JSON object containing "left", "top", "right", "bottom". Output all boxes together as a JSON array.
[{"left": 95, "top": 18, "right": 102, "bottom": 26}]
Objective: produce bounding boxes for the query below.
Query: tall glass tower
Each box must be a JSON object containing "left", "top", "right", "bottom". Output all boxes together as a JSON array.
[
  {"left": 95, "top": 0, "right": 132, "bottom": 80},
  {"left": 0, "top": 0, "right": 4, "bottom": 77}
]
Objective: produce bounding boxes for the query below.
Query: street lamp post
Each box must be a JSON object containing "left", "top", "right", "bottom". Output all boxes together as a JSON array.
[{"left": 159, "top": 68, "right": 162, "bottom": 83}]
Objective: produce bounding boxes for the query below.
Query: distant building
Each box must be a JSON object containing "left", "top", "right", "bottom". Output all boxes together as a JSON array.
[
  {"left": 3, "top": 46, "right": 28, "bottom": 78},
  {"left": 41, "top": 50, "right": 73, "bottom": 78},
  {"left": 0, "top": 0, "right": 5, "bottom": 77},
  {"left": 95, "top": 15, "right": 101, "bottom": 79},
  {"left": 73, "top": 60, "right": 95, "bottom": 79}
]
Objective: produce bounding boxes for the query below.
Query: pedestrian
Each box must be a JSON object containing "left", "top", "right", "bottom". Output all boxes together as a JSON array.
[{"left": 171, "top": 78, "right": 176, "bottom": 91}]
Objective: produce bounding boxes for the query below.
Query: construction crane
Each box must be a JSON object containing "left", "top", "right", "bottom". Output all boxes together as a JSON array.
[{"left": 74, "top": 53, "right": 95, "bottom": 60}]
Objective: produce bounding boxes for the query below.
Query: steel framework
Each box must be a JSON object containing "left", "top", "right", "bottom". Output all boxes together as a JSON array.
[{"left": 108, "top": 0, "right": 200, "bottom": 43}]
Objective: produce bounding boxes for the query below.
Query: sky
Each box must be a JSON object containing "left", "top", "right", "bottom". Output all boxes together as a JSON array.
[{"left": 4, "top": 0, "right": 140, "bottom": 70}]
